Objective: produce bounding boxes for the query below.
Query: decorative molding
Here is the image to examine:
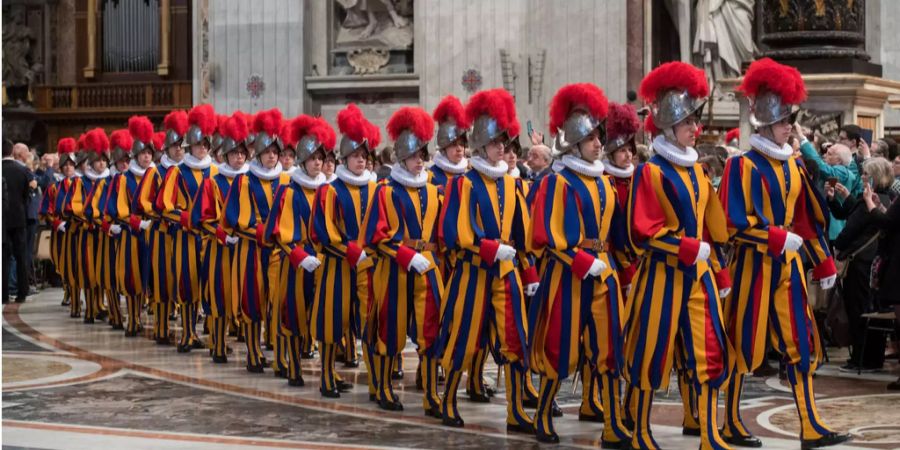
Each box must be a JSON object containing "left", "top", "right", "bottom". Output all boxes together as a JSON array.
[
  {"left": 461, "top": 69, "right": 482, "bottom": 94},
  {"left": 83, "top": 0, "right": 97, "bottom": 79},
  {"left": 157, "top": 0, "right": 171, "bottom": 76},
  {"left": 246, "top": 74, "right": 265, "bottom": 100}
]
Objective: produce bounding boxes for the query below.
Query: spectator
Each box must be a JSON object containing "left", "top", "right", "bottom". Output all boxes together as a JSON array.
[
  {"left": 23, "top": 150, "right": 42, "bottom": 291},
  {"left": 838, "top": 124, "right": 872, "bottom": 163},
  {"left": 2, "top": 141, "right": 33, "bottom": 303},
  {"left": 829, "top": 157, "right": 893, "bottom": 372},
  {"left": 526, "top": 130, "right": 552, "bottom": 182},
  {"left": 634, "top": 143, "right": 651, "bottom": 164},
  {"left": 699, "top": 154, "right": 724, "bottom": 189},
  {"left": 36, "top": 152, "right": 60, "bottom": 192}
]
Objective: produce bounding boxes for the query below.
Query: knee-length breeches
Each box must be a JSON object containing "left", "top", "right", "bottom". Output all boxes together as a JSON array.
[
  {"left": 97, "top": 232, "right": 117, "bottom": 292},
  {"left": 233, "top": 240, "right": 271, "bottom": 323},
  {"left": 116, "top": 229, "right": 148, "bottom": 297},
  {"left": 438, "top": 260, "right": 528, "bottom": 373},
  {"left": 624, "top": 256, "right": 731, "bottom": 390},
  {"left": 311, "top": 254, "right": 374, "bottom": 344},
  {"left": 77, "top": 227, "right": 98, "bottom": 289},
  {"left": 278, "top": 259, "right": 315, "bottom": 339},
  {"left": 149, "top": 226, "right": 175, "bottom": 305},
  {"left": 529, "top": 257, "right": 625, "bottom": 380},
  {"left": 173, "top": 229, "right": 202, "bottom": 305},
  {"left": 373, "top": 260, "right": 443, "bottom": 357},
  {"left": 203, "top": 240, "right": 234, "bottom": 318},
  {"left": 725, "top": 248, "right": 822, "bottom": 375}
]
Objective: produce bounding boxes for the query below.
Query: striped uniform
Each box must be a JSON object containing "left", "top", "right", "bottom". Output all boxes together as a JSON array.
[
  {"left": 97, "top": 173, "right": 123, "bottom": 327},
  {"left": 72, "top": 173, "right": 109, "bottom": 320},
  {"left": 53, "top": 177, "right": 83, "bottom": 316},
  {"left": 719, "top": 149, "right": 838, "bottom": 442},
  {"left": 41, "top": 179, "right": 78, "bottom": 309},
  {"left": 139, "top": 163, "right": 176, "bottom": 340}
]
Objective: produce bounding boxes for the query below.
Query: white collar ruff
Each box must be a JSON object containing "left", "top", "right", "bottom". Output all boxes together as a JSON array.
[
  {"left": 249, "top": 160, "right": 283, "bottom": 180},
  {"left": 652, "top": 135, "right": 698, "bottom": 167},
  {"left": 508, "top": 166, "right": 521, "bottom": 178},
  {"left": 183, "top": 153, "right": 212, "bottom": 170},
  {"left": 291, "top": 169, "right": 326, "bottom": 190},
  {"left": 160, "top": 154, "right": 181, "bottom": 169},
  {"left": 73, "top": 170, "right": 83, "bottom": 178},
  {"left": 391, "top": 165, "right": 428, "bottom": 188},
  {"left": 128, "top": 159, "right": 155, "bottom": 177},
  {"left": 85, "top": 167, "right": 110, "bottom": 181},
  {"left": 470, "top": 156, "right": 508, "bottom": 180},
  {"left": 749, "top": 134, "right": 793, "bottom": 161},
  {"left": 217, "top": 162, "right": 248, "bottom": 179},
  {"left": 432, "top": 153, "right": 468, "bottom": 175},
  {"left": 284, "top": 166, "right": 298, "bottom": 175},
  {"left": 561, "top": 154, "right": 605, "bottom": 178},
  {"left": 336, "top": 165, "right": 373, "bottom": 186},
  {"left": 325, "top": 173, "right": 337, "bottom": 183},
  {"left": 603, "top": 161, "right": 634, "bottom": 179}
]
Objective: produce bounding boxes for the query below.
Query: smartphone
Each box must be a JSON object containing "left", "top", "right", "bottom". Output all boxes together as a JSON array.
[
  {"left": 526, "top": 120, "right": 534, "bottom": 138},
  {"left": 860, "top": 128, "right": 874, "bottom": 146},
  {"left": 827, "top": 177, "right": 838, "bottom": 187}
]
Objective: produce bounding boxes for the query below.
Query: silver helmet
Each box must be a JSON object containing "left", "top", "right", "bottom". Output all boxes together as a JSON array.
[
  {"left": 338, "top": 134, "right": 372, "bottom": 160},
  {"left": 469, "top": 114, "right": 507, "bottom": 151},
  {"left": 164, "top": 129, "right": 182, "bottom": 148},
  {"left": 182, "top": 124, "right": 208, "bottom": 148},
  {"left": 651, "top": 89, "right": 706, "bottom": 130},
  {"left": 604, "top": 133, "right": 634, "bottom": 155},
  {"left": 219, "top": 136, "right": 249, "bottom": 158},
  {"left": 254, "top": 131, "right": 284, "bottom": 156},
  {"left": 555, "top": 111, "right": 605, "bottom": 153},
  {"left": 750, "top": 89, "right": 796, "bottom": 127},
  {"left": 436, "top": 120, "right": 467, "bottom": 150},
  {"left": 392, "top": 129, "right": 430, "bottom": 162},
  {"left": 130, "top": 138, "right": 151, "bottom": 158},
  {"left": 296, "top": 134, "right": 325, "bottom": 164}
]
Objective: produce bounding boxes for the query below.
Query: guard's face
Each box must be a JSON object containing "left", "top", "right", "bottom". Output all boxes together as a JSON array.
[
  {"left": 115, "top": 158, "right": 130, "bottom": 173},
  {"left": 578, "top": 129, "right": 603, "bottom": 162},
  {"left": 769, "top": 118, "right": 792, "bottom": 146},
  {"left": 279, "top": 148, "right": 296, "bottom": 169},
  {"left": 258, "top": 147, "right": 278, "bottom": 169},
  {"left": 167, "top": 145, "right": 185, "bottom": 162},
  {"left": 323, "top": 156, "right": 336, "bottom": 175},
  {"left": 190, "top": 142, "right": 210, "bottom": 160},
  {"left": 61, "top": 161, "right": 76, "bottom": 177},
  {"left": 444, "top": 141, "right": 466, "bottom": 164},
  {"left": 611, "top": 144, "right": 633, "bottom": 168},
  {"left": 303, "top": 150, "right": 324, "bottom": 178},
  {"left": 345, "top": 148, "right": 368, "bottom": 176},
  {"left": 484, "top": 138, "right": 505, "bottom": 164},
  {"left": 91, "top": 158, "right": 108, "bottom": 173},
  {"left": 504, "top": 148, "right": 518, "bottom": 171},
  {"left": 674, "top": 116, "right": 699, "bottom": 148},
  {"left": 403, "top": 151, "right": 425, "bottom": 176},
  {"left": 137, "top": 150, "right": 153, "bottom": 169},
  {"left": 227, "top": 148, "right": 247, "bottom": 169}
]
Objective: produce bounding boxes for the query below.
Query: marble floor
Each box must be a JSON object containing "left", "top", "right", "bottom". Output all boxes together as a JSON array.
[{"left": 2, "top": 288, "right": 898, "bottom": 450}]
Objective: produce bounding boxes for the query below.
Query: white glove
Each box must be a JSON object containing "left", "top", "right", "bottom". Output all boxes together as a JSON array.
[
  {"left": 109, "top": 224, "right": 122, "bottom": 235},
  {"left": 524, "top": 282, "right": 539, "bottom": 296},
  {"left": 300, "top": 255, "right": 322, "bottom": 273},
  {"left": 139, "top": 219, "right": 152, "bottom": 230},
  {"left": 585, "top": 258, "right": 608, "bottom": 279},
  {"left": 57, "top": 221, "right": 67, "bottom": 232},
  {"left": 356, "top": 250, "right": 369, "bottom": 266},
  {"left": 719, "top": 287, "right": 731, "bottom": 299},
  {"left": 225, "top": 235, "right": 240, "bottom": 245},
  {"left": 495, "top": 244, "right": 517, "bottom": 262},
  {"left": 819, "top": 274, "right": 837, "bottom": 290},
  {"left": 694, "top": 242, "right": 711, "bottom": 265},
  {"left": 407, "top": 253, "right": 432, "bottom": 274},
  {"left": 624, "top": 284, "right": 633, "bottom": 297},
  {"left": 784, "top": 231, "right": 804, "bottom": 253}
]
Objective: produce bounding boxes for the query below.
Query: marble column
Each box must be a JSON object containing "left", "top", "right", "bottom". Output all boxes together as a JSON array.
[{"left": 626, "top": 0, "right": 644, "bottom": 93}]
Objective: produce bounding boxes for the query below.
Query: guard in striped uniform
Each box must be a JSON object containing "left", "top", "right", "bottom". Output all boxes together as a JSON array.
[
  {"left": 719, "top": 58, "right": 848, "bottom": 449},
  {"left": 159, "top": 104, "right": 219, "bottom": 353},
  {"left": 437, "top": 88, "right": 539, "bottom": 432},
  {"left": 42, "top": 138, "right": 79, "bottom": 313},
  {"left": 310, "top": 103, "right": 380, "bottom": 398},
  {"left": 428, "top": 95, "right": 470, "bottom": 189},
  {"left": 97, "top": 129, "right": 133, "bottom": 330},
  {"left": 625, "top": 62, "right": 734, "bottom": 450},
  {"left": 264, "top": 115, "right": 335, "bottom": 387},
  {"left": 527, "top": 83, "right": 631, "bottom": 445}
]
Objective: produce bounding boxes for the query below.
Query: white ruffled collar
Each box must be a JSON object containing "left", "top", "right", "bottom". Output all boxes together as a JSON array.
[
  {"left": 325, "top": 173, "right": 337, "bottom": 183},
  {"left": 336, "top": 165, "right": 373, "bottom": 186},
  {"left": 183, "top": 153, "right": 212, "bottom": 170},
  {"left": 217, "top": 162, "right": 248, "bottom": 179},
  {"left": 432, "top": 153, "right": 468, "bottom": 175},
  {"left": 128, "top": 159, "right": 155, "bottom": 177},
  {"left": 561, "top": 154, "right": 605, "bottom": 178},
  {"left": 603, "top": 161, "right": 634, "bottom": 179},
  {"left": 73, "top": 170, "right": 83, "bottom": 179},
  {"left": 508, "top": 166, "right": 521, "bottom": 178},
  {"left": 284, "top": 166, "right": 298, "bottom": 175},
  {"left": 291, "top": 169, "right": 326, "bottom": 190},
  {"left": 470, "top": 156, "right": 508, "bottom": 180},
  {"left": 160, "top": 154, "right": 181, "bottom": 169},
  {"left": 652, "top": 135, "right": 698, "bottom": 167},
  {"left": 85, "top": 167, "right": 110, "bottom": 181},
  {"left": 749, "top": 133, "right": 793, "bottom": 161},
  {"left": 249, "top": 160, "right": 283, "bottom": 180},
  {"left": 391, "top": 165, "right": 428, "bottom": 188}
]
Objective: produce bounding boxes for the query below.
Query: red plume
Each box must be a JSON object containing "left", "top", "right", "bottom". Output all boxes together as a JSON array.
[
  {"left": 77, "top": 133, "right": 87, "bottom": 150},
  {"left": 188, "top": 104, "right": 217, "bottom": 136},
  {"left": 253, "top": 108, "right": 284, "bottom": 137},
  {"left": 314, "top": 117, "right": 337, "bottom": 151},
  {"left": 638, "top": 61, "right": 709, "bottom": 103},
  {"left": 503, "top": 89, "right": 521, "bottom": 138},
  {"left": 605, "top": 102, "right": 640, "bottom": 142},
  {"left": 737, "top": 57, "right": 807, "bottom": 105},
  {"left": 110, "top": 129, "right": 134, "bottom": 152},
  {"left": 549, "top": 83, "right": 609, "bottom": 135},
  {"left": 387, "top": 106, "right": 434, "bottom": 143},
  {"left": 289, "top": 115, "right": 317, "bottom": 146},
  {"left": 433, "top": 95, "right": 471, "bottom": 129},
  {"left": 281, "top": 118, "right": 298, "bottom": 147},
  {"left": 221, "top": 113, "right": 250, "bottom": 143},
  {"left": 466, "top": 89, "right": 516, "bottom": 137},
  {"left": 152, "top": 132, "right": 166, "bottom": 151},
  {"left": 725, "top": 128, "right": 739, "bottom": 144},
  {"left": 84, "top": 128, "right": 110, "bottom": 154},
  {"left": 128, "top": 115, "right": 154, "bottom": 144},
  {"left": 695, "top": 123, "right": 703, "bottom": 139},
  {"left": 163, "top": 110, "right": 189, "bottom": 135},
  {"left": 643, "top": 115, "right": 659, "bottom": 136},
  {"left": 57, "top": 137, "right": 77, "bottom": 154},
  {"left": 337, "top": 103, "right": 374, "bottom": 144}
]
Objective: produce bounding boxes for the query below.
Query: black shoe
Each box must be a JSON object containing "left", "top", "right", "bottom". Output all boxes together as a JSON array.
[
  {"left": 111, "top": 324, "right": 124, "bottom": 330},
  {"left": 523, "top": 397, "right": 539, "bottom": 408},
  {"left": 442, "top": 416, "right": 464, "bottom": 428},
  {"left": 191, "top": 340, "right": 205, "bottom": 350},
  {"left": 424, "top": 407, "right": 442, "bottom": 419},
  {"left": 301, "top": 351, "right": 315, "bottom": 359},
  {"left": 551, "top": 401, "right": 563, "bottom": 417},
  {"left": 273, "top": 368, "right": 283, "bottom": 378},
  {"left": 392, "top": 369, "right": 404, "bottom": 380},
  {"left": 724, "top": 434, "right": 762, "bottom": 448},
  {"left": 246, "top": 363, "right": 264, "bottom": 373},
  {"left": 579, "top": 411, "right": 604, "bottom": 423},
  {"left": 96, "top": 310, "right": 109, "bottom": 321},
  {"left": 259, "top": 356, "right": 268, "bottom": 366},
  {"left": 378, "top": 398, "right": 404, "bottom": 411},
  {"left": 535, "top": 429, "right": 560, "bottom": 443},
  {"left": 69, "top": 312, "right": 80, "bottom": 318},
  {"left": 226, "top": 346, "right": 234, "bottom": 355},
  {"left": 415, "top": 367, "right": 423, "bottom": 390},
  {"left": 343, "top": 359, "right": 359, "bottom": 368},
  {"left": 212, "top": 355, "right": 228, "bottom": 364},
  {"left": 466, "top": 389, "right": 491, "bottom": 403},
  {"left": 288, "top": 376, "right": 305, "bottom": 387},
  {"left": 887, "top": 378, "right": 900, "bottom": 391},
  {"left": 156, "top": 336, "right": 174, "bottom": 346},
  {"left": 336, "top": 380, "right": 353, "bottom": 392},
  {"left": 83, "top": 317, "right": 95, "bottom": 324},
  {"left": 623, "top": 419, "right": 634, "bottom": 431},
  {"left": 369, "top": 393, "right": 377, "bottom": 402},
  {"left": 801, "top": 432, "right": 851, "bottom": 449},
  {"left": 320, "top": 387, "right": 340, "bottom": 398},
  {"left": 485, "top": 385, "right": 496, "bottom": 397},
  {"left": 600, "top": 440, "right": 627, "bottom": 449},
  {"left": 682, "top": 426, "right": 701, "bottom": 437},
  {"left": 125, "top": 330, "right": 139, "bottom": 338},
  {"left": 177, "top": 344, "right": 192, "bottom": 353},
  {"left": 506, "top": 422, "right": 534, "bottom": 434},
  {"left": 15, "top": 297, "right": 27, "bottom": 303}
]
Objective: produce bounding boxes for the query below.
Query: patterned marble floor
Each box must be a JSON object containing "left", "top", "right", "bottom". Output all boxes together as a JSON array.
[{"left": 2, "top": 288, "right": 898, "bottom": 449}]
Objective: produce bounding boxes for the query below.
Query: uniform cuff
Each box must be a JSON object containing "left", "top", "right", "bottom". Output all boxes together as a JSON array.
[
  {"left": 479, "top": 239, "right": 500, "bottom": 264},
  {"left": 215, "top": 225, "right": 227, "bottom": 245},
  {"left": 180, "top": 211, "right": 190, "bottom": 229},
  {"left": 620, "top": 264, "right": 637, "bottom": 286},
  {"left": 347, "top": 242, "right": 363, "bottom": 267},
  {"left": 715, "top": 269, "right": 732, "bottom": 290},
  {"left": 678, "top": 237, "right": 701, "bottom": 266},
  {"left": 255, "top": 224, "right": 265, "bottom": 244},
  {"left": 101, "top": 219, "right": 111, "bottom": 233},
  {"left": 396, "top": 246, "right": 416, "bottom": 272},
  {"left": 289, "top": 246, "right": 310, "bottom": 268},
  {"left": 522, "top": 266, "right": 539, "bottom": 285},
  {"left": 813, "top": 257, "right": 837, "bottom": 280},
  {"left": 571, "top": 250, "right": 596, "bottom": 279},
  {"left": 129, "top": 215, "right": 142, "bottom": 232},
  {"left": 768, "top": 227, "right": 788, "bottom": 256},
  {"left": 52, "top": 219, "right": 62, "bottom": 230}
]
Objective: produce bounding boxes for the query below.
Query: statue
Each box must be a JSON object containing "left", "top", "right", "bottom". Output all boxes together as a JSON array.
[
  {"left": 2, "top": 6, "right": 42, "bottom": 106},
  {"left": 337, "top": 0, "right": 409, "bottom": 40},
  {"left": 333, "top": 0, "right": 413, "bottom": 75},
  {"left": 692, "top": 0, "right": 757, "bottom": 80}
]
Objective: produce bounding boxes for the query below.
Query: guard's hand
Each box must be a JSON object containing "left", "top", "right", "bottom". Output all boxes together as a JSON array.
[
  {"left": 139, "top": 220, "right": 152, "bottom": 230},
  {"left": 820, "top": 274, "right": 837, "bottom": 290},
  {"left": 57, "top": 221, "right": 67, "bottom": 232},
  {"left": 109, "top": 224, "right": 122, "bottom": 235},
  {"left": 694, "top": 242, "right": 711, "bottom": 265},
  {"left": 524, "top": 282, "right": 539, "bottom": 297},
  {"left": 300, "top": 255, "right": 322, "bottom": 273},
  {"left": 719, "top": 287, "right": 731, "bottom": 299},
  {"left": 784, "top": 231, "right": 804, "bottom": 253},
  {"left": 408, "top": 253, "right": 432, "bottom": 274},
  {"left": 495, "top": 244, "right": 517, "bottom": 262},
  {"left": 225, "top": 235, "right": 240, "bottom": 245},
  {"left": 585, "top": 258, "right": 607, "bottom": 279}
]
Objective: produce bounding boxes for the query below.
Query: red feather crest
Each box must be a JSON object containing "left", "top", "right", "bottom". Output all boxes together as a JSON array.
[
  {"left": 221, "top": 114, "right": 250, "bottom": 143},
  {"left": 216, "top": 114, "right": 228, "bottom": 133},
  {"left": 151, "top": 131, "right": 166, "bottom": 151},
  {"left": 337, "top": 103, "right": 375, "bottom": 145},
  {"left": 163, "top": 110, "right": 189, "bottom": 135},
  {"left": 292, "top": 115, "right": 337, "bottom": 151},
  {"left": 57, "top": 137, "right": 77, "bottom": 154},
  {"left": 84, "top": 128, "right": 110, "bottom": 154},
  {"left": 643, "top": 115, "right": 659, "bottom": 136},
  {"left": 466, "top": 88, "right": 517, "bottom": 137},
  {"left": 724, "top": 127, "right": 739, "bottom": 144},
  {"left": 638, "top": 61, "right": 709, "bottom": 103},
  {"left": 605, "top": 102, "right": 640, "bottom": 142},
  {"left": 110, "top": 129, "right": 134, "bottom": 152},
  {"left": 281, "top": 118, "right": 298, "bottom": 147},
  {"left": 387, "top": 106, "right": 434, "bottom": 142},
  {"left": 549, "top": 83, "right": 609, "bottom": 135},
  {"left": 188, "top": 104, "right": 217, "bottom": 136},
  {"left": 253, "top": 108, "right": 284, "bottom": 137},
  {"left": 432, "top": 95, "right": 470, "bottom": 129},
  {"left": 737, "top": 57, "right": 807, "bottom": 105},
  {"left": 77, "top": 133, "right": 87, "bottom": 150},
  {"left": 314, "top": 118, "right": 337, "bottom": 151},
  {"left": 128, "top": 115, "right": 154, "bottom": 144}
]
